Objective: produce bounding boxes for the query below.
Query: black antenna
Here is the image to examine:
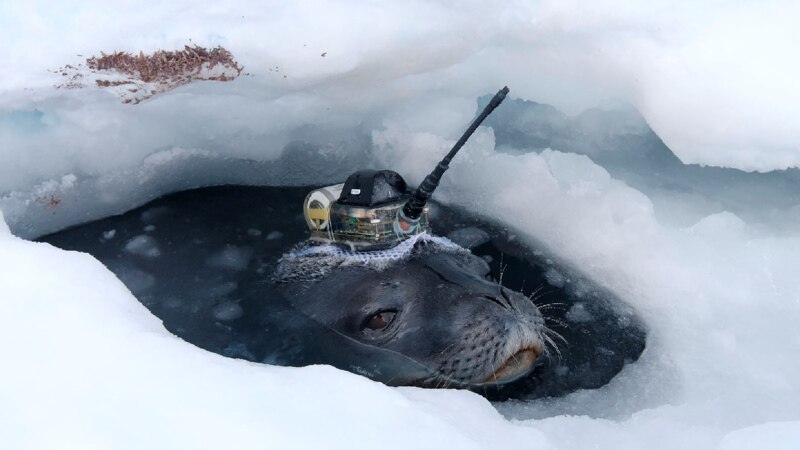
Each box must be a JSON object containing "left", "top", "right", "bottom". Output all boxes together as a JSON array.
[{"left": 401, "top": 86, "right": 509, "bottom": 221}]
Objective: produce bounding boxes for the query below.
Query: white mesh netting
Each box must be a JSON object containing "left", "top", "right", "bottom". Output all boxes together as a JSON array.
[{"left": 272, "top": 233, "right": 466, "bottom": 283}]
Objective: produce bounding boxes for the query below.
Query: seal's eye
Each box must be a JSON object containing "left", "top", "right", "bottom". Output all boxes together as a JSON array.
[{"left": 363, "top": 310, "right": 398, "bottom": 331}]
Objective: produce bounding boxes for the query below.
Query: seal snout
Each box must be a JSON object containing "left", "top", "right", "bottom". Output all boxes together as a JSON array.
[
  {"left": 475, "top": 288, "right": 546, "bottom": 385},
  {"left": 484, "top": 346, "right": 541, "bottom": 384}
]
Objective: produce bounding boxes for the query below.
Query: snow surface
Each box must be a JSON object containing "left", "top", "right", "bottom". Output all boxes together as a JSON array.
[{"left": 2, "top": 1, "right": 800, "bottom": 449}]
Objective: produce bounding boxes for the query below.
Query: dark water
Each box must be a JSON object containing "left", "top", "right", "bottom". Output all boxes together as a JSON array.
[{"left": 39, "top": 185, "right": 645, "bottom": 401}]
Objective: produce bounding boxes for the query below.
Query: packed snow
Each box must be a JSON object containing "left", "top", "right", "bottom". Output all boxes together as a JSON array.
[{"left": 1, "top": 1, "right": 799, "bottom": 449}]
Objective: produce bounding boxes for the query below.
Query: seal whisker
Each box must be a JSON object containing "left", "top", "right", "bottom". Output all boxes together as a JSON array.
[
  {"left": 537, "top": 331, "right": 554, "bottom": 360},
  {"left": 527, "top": 284, "right": 546, "bottom": 301},
  {"left": 544, "top": 316, "right": 571, "bottom": 330},
  {"left": 541, "top": 340, "right": 552, "bottom": 360},
  {"left": 539, "top": 341, "right": 554, "bottom": 365},
  {"left": 438, "top": 371, "right": 460, "bottom": 389},
  {"left": 431, "top": 376, "right": 446, "bottom": 389},
  {"left": 423, "top": 372, "right": 445, "bottom": 387},
  {"left": 498, "top": 253, "right": 507, "bottom": 288},
  {"left": 542, "top": 326, "right": 569, "bottom": 347},
  {"left": 431, "top": 369, "right": 453, "bottom": 389},
  {"left": 536, "top": 302, "right": 566, "bottom": 311},
  {"left": 441, "top": 373, "right": 454, "bottom": 389},
  {"left": 508, "top": 349, "right": 522, "bottom": 369},
  {"left": 539, "top": 332, "right": 562, "bottom": 361},
  {"left": 427, "top": 372, "right": 444, "bottom": 389},
  {"left": 528, "top": 285, "right": 555, "bottom": 303}
]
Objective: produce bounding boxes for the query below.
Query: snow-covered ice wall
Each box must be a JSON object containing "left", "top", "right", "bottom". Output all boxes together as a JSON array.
[{"left": 2, "top": 1, "right": 800, "bottom": 449}]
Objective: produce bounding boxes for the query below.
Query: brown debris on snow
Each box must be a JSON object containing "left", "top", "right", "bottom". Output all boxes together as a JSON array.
[
  {"left": 95, "top": 79, "right": 133, "bottom": 87},
  {"left": 86, "top": 45, "right": 242, "bottom": 83},
  {"left": 52, "top": 64, "right": 85, "bottom": 89},
  {"left": 56, "top": 45, "right": 243, "bottom": 104}
]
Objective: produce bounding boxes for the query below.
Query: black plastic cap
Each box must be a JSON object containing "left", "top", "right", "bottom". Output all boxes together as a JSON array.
[{"left": 337, "top": 170, "right": 409, "bottom": 206}]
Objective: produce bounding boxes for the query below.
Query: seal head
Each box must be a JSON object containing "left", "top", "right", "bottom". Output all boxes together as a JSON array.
[{"left": 273, "top": 234, "right": 546, "bottom": 387}]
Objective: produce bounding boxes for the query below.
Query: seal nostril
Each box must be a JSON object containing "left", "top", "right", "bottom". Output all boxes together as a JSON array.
[
  {"left": 481, "top": 294, "right": 508, "bottom": 310},
  {"left": 500, "top": 288, "right": 514, "bottom": 307}
]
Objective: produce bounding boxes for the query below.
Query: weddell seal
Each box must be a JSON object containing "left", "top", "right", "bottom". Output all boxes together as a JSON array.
[{"left": 267, "top": 233, "right": 549, "bottom": 387}]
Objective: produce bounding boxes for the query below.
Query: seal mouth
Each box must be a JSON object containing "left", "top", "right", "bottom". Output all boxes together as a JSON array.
[{"left": 482, "top": 347, "right": 540, "bottom": 385}]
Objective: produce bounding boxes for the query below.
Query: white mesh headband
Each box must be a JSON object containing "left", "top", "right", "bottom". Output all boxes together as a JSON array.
[{"left": 272, "top": 233, "right": 467, "bottom": 283}]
